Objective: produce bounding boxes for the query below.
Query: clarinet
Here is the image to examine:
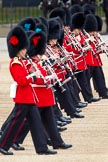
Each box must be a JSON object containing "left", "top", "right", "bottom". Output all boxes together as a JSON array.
[
  {"left": 43, "top": 59, "right": 66, "bottom": 93},
  {"left": 26, "top": 53, "right": 49, "bottom": 88}
]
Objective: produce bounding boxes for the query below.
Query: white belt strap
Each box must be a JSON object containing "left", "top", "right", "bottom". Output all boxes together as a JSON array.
[{"left": 31, "top": 84, "right": 46, "bottom": 88}]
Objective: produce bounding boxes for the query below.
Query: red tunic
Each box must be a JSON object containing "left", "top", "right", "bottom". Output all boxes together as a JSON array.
[
  {"left": 85, "top": 50, "right": 94, "bottom": 66},
  {"left": 28, "top": 60, "right": 55, "bottom": 108},
  {"left": 9, "top": 57, "right": 37, "bottom": 104},
  {"left": 63, "top": 35, "right": 87, "bottom": 70},
  {"left": 90, "top": 42, "right": 102, "bottom": 66},
  {"left": 49, "top": 46, "right": 67, "bottom": 82}
]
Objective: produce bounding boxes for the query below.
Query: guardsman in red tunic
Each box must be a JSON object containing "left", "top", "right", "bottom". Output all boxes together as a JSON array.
[
  {"left": 67, "top": 12, "right": 100, "bottom": 103},
  {"left": 83, "top": 14, "right": 108, "bottom": 98},
  {"left": 47, "top": 17, "right": 84, "bottom": 118},
  {"left": 49, "top": 7, "right": 86, "bottom": 113},
  {"left": 60, "top": 7, "right": 87, "bottom": 108},
  {"left": 26, "top": 28, "right": 72, "bottom": 149},
  {"left": 10, "top": 27, "right": 72, "bottom": 150},
  {"left": 0, "top": 26, "right": 57, "bottom": 155}
]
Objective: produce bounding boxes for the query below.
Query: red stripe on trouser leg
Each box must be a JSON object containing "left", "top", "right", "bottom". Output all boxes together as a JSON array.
[{"left": 0, "top": 105, "right": 21, "bottom": 148}]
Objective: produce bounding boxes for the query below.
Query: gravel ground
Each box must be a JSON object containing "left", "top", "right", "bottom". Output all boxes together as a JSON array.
[{"left": 0, "top": 37, "right": 108, "bottom": 162}]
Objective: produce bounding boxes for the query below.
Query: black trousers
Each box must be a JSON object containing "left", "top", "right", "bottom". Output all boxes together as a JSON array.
[
  {"left": 65, "top": 73, "right": 80, "bottom": 105},
  {"left": 7, "top": 106, "right": 63, "bottom": 149},
  {"left": 1, "top": 108, "right": 15, "bottom": 132},
  {"left": 86, "top": 66, "right": 107, "bottom": 97},
  {"left": 55, "top": 83, "right": 76, "bottom": 117},
  {"left": 76, "top": 70, "right": 93, "bottom": 101},
  {"left": 0, "top": 103, "right": 48, "bottom": 153},
  {"left": 67, "top": 80, "right": 80, "bottom": 106},
  {"left": 13, "top": 118, "right": 30, "bottom": 144},
  {"left": 53, "top": 103, "right": 63, "bottom": 120},
  {"left": 39, "top": 106, "right": 63, "bottom": 148},
  {"left": 1, "top": 108, "right": 30, "bottom": 144}
]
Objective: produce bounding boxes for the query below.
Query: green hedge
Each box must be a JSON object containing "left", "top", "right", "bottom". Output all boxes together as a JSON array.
[
  {"left": 0, "top": 2, "right": 41, "bottom": 24},
  {"left": 0, "top": 1, "right": 105, "bottom": 24}
]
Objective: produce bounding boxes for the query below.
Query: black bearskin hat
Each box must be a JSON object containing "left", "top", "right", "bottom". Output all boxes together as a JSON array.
[
  {"left": 48, "top": 18, "right": 61, "bottom": 41},
  {"left": 49, "top": 7, "right": 66, "bottom": 26},
  {"left": 7, "top": 26, "right": 29, "bottom": 58},
  {"left": 38, "top": 16, "right": 49, "bottom": 33},
  {"left": 83, "top": 10, "right": 92, "bottom": 16},
  {"left": 71, "top": 12, "right": 85, "bottom": 29},
  {"left": 57, "top": 29, "right": 64, "bottom": 46},
  {"left": 27, "top": 30, "right": 47, "bottom": 57},
  {"left": 82, "top": 3, "right": 96, "bottom": 15},
  {"left": 18, "top": 17, "right": 36, "bottom": 31},
  {"left": 33, "top": 17, "right": 41, "bottom": 25},
  {"left": 95, "top": 15, "right": 103, "bottom": 32},
  {"left": 83, "top": 14, "right": 98, "bottom": 32},
  {"left": 62, "top": 7, "right": 71, "bottom": 27},
  {"left": 35, "top": 23, "right": 47, "bottom": 36},
  {"left": 26, "top": 30, "right": 34, "bottom": 37},
  {"left": 55, "top": 17, "right": 63, "bottom": 28},
  {"left": 69, "top": 4, "right": 83, "bottom": 16}
]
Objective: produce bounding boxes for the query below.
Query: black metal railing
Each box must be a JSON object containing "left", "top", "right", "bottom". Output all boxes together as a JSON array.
[
  {"left": 0, "top": 1, "right": 105, "bottom": 24},
  {"left": 0, "top": 7, "right": 41, "bottom": 25},
  {"left": 0, "top": 0, "right": 106, "bottom": 33}
]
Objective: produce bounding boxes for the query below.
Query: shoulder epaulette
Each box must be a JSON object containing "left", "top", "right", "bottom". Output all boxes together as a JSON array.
[{"left": 11, "top": 57, "right": 23, "bottom": 67}]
